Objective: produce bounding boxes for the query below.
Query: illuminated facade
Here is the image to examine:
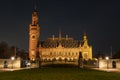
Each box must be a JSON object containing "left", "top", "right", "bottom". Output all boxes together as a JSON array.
[{"left": 29, "top": 7, "right": 92, "bottom": 61}]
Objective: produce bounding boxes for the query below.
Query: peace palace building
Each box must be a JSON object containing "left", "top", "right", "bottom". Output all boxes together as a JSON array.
[{"left": 29, "top": 8, "right": 92, "bottom": 62}]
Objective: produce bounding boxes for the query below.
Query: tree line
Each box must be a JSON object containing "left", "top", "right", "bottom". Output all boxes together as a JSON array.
[
  {"left": 93, "top": 50, "right": 120, "bottom": 59},
  {"left": 0, "top": 41, "right": 120, "bottom": 59},
  {"left": 0, "top": 41, "right": 28, "bottom": 59}
]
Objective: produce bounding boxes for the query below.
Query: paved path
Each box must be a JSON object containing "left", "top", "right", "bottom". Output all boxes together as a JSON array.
[
  {"left": 92, "top": 68, "right": 120, "bottom": 73},
  {"left": 0, "top": 67, "right": 32, "bottom": 72}
]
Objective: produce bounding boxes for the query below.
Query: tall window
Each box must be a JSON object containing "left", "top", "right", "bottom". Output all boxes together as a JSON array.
[
  {"left": 65, "top": 52, "right": 67, "bottom": 56},
  {"left": 69, "top": 52, "right": 70, "bottom": 55},
  {"left": 84, "top": 53, "right": 88, "bottom": 59},
  {"left": 54, "top": 52, "right": 56, "bottom": 56},
  {"left": 72, "top": 52, "right": 74, "bottom": 56},
  {"left": 50, "top": 52, "right": 52, "bottom": 56},
  {"left": 76, "top": 52, "right": 78, "bottom": 56},
  {"left": 59, "top": 52, "right": 61, "bottom": 55}
]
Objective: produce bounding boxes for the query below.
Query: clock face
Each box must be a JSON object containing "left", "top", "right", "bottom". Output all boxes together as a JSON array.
[
  {"left": 32, "top": 35, "right": 35, "bottom": 39},
  {"left": 31, "top": 34, "right": 36, "bottom": 40}
]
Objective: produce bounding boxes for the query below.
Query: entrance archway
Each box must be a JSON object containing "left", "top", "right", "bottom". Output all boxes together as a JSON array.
[
  {"left": 112, "top": 61, "right": 116, "bottom": 68},
  {"left": 4, "top": 61, "right": 8, "bottom": 68}
]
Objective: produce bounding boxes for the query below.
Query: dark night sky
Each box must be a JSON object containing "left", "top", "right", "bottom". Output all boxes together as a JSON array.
[{"left": 0, "top": 0, "right": 120, "bottom": 56}]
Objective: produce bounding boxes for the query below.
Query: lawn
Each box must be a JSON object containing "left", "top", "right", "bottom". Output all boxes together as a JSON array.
[{"left": 0, "top": 65, "right": 120, "bottom": 80}]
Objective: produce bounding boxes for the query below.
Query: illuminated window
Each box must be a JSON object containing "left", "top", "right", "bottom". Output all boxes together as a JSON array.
[
  {"left": 76, "top": 52, "right": 78, "bottom": 56},
  {"left": 72, "top": 52, "right": 74, "bottom": 56},
  {"left": 54, "top": 52, "right": 56, "bottom": 55},
  {"left": 65, "top": 52, "right": 67, "bottom": 56},
  {"left": 59, "top": 52, "right": 61, "bottom": 55},
  {"left": 69, "top": 52, "right": 70, "bottom": 55},
  {"left": 50, "top": 52, "right": 52, "bottom": 55},
  {"left": 84, "top": 53, "right": 88, "bottom": 59}
]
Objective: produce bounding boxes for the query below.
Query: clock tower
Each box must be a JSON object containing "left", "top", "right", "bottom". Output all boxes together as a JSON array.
[{"left": 29, "top": 6, "right": 40, "bottom": 61}]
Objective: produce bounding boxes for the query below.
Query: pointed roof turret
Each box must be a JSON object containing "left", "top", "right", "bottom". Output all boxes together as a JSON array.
[
  {"left": 82, "top": 32, "right": 88, "bottom": 47},
  {"left": 83, "top": 32, "right": 87, "bottom": 41}
]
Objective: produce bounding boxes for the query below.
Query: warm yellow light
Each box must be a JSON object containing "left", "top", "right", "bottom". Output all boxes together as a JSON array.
[
  {"left": 105, "top": 56, "right": 109, "bottom": 60},
  {"left": 11, "top": 57, "right": 15, "bottom": 60},
  {"left": 32, "top": 58, "right": 35, "bottom": 61}
]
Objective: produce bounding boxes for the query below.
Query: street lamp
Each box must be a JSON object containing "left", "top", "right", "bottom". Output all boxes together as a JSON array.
[
  {"left": 105, "top": 56, "right": 109, "bottom": 69},
  {"left": 11, "top": 57, "right": 15, "bottom": 69}
]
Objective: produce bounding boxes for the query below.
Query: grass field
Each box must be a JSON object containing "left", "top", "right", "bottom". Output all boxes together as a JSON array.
[{"left": 0, "top": 65, "right": 120, "bottom": 80}]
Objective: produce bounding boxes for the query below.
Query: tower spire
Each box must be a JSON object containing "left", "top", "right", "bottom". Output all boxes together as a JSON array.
[
  {"left": 59, "top": 29, "right": 62, "bottom": 40},
  {"left": 32, "top": 4, "right": 38, "bottom": 25},
  {"left": 34, "top": 4, "right": 37, "bottom": 12}
]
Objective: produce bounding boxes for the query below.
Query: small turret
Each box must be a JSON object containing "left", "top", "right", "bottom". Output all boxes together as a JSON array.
[
  {"left": 83, "top": 32, "right": 87, "bottom": 41},
  {"left": 52, "top": 35, "right": 55, "bottom": 40},
  {"left": 83, "top": 32, "right": 88, "bottom": 46},
  {"left": 66, "top": 35, "right": 68, "bottom": 40}
]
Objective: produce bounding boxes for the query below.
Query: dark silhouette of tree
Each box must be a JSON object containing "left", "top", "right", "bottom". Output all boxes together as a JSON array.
[
  {"left": 9, "top": 46, "right": 16, "bottom": 57},
  {"left": 65, "top": 58, "right": 67, "bottom": 64},
  {"left": 0, "top": 41, "right": 9, "bottom": 58},
  {"left": 52, "top": 58, "right": 56, "bottom": 64},
  {"left": 36, "top": 52, "right": 41, "bottom": 68},
  {"left": 78, "top": 52, "right": 83, "bottom": 67},
  {"left": 113, "top": 50, "right": 120, "bottom": 59},
  {"left": 94, "top": 51, "right": 105, "bottom": 59},
  {"left": 16, "top": 49, "right": 28, "bottom": 60},
  {"left": 0, "top": 41, "right": 28, "bottom": 59}
]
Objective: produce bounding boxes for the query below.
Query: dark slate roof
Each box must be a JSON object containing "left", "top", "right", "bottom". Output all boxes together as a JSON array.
[{"left": 40, "top": 38, "right": 82, "bottom": 48}]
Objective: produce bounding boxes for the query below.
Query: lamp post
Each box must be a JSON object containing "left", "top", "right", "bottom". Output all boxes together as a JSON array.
[
  {"left": 105, "top": 56, "right": 109, "bottom": 69},
  {"left": 11, "top": 57, "right": 15, "bottom": 69}
]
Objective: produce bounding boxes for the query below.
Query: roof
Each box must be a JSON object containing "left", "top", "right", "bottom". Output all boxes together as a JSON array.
[{"left": 40, "top": 37, "right": 81, "bottom": 48}]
